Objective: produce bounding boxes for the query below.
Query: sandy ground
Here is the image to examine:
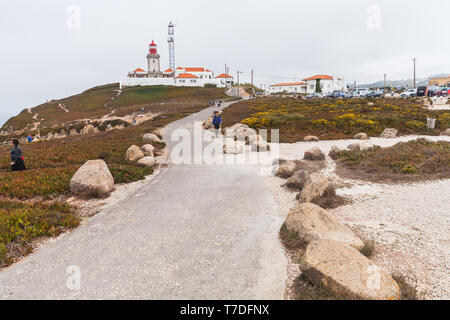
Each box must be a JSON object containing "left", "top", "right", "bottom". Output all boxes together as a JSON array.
[{"left": 269, "top": 134, "right": 450, "bottom": 299}]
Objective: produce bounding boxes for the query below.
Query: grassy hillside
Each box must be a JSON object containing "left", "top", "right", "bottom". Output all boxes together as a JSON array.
[
  {"left": 2, "top": 84, "right": 228, "bottom": 133},
  {"left": 221, "top": 97, "right": 450, "bottom": 142},
  {"left": 0, "top": 84, "right": 227, "bottom": 267}
]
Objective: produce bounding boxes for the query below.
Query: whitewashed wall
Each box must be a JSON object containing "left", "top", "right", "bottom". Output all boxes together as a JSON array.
[{"left": 120, "top": 77, "right": 226, "bottom": 88}]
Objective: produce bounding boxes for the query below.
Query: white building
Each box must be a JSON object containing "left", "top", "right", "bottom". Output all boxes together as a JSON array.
[
  {"left": 269, "top": 82, "right": 306, "bottom": 94},
  {"left": 120, "top": 41, "right": 233, "bottom": 88},
  {"left": 302, "top": 75, "right": 347, "bottom": 94}
]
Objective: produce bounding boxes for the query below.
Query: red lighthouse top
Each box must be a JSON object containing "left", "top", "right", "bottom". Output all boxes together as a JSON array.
[{"left": 149, "top": 40, "right": 157, "bottom": 54}]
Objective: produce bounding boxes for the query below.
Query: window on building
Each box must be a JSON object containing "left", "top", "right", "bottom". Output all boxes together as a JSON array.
[
  {"left": 310, "top": 85, "right": 314, "bottom": 90},
  {"left": 190, "top": 80, "right": 196, "bottom": 83}
]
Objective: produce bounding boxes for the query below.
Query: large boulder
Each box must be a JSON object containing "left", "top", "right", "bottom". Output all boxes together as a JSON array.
[
  {"left": 203, "top": 118, "right": 213, "bottom": 129},
  {"left": 224, "top": 123, "right": 249, "bottom": 138},
  {"left": 347, "top": 143, "right": 361, "bottom": 151},
  {"left": 80, "top": 124, "right": 98, "bottom": 135},
  {"left": 328, "top": 146, "right": 343, "bottom": 160},
  {"left": 70, "top": 160, "right": 114, "bottom": 197},
  {"left": 223, "top": 139, "right": 243, "bottom": 154},
  {"left": 303, "top": 147, "right": 325, "bottom": 161},
  {"left": 360, "top": 141, "right": 375, "bottom": 151},
  {"left": 137, "top": 156, "right": 155, "bottom": 167},
  {"left": 354, "top": 132, "right": 369, "bottom": 140},
  {"left": 440, "top": 128, "right": 450, "bottom": 136},
  {"left": 284, "top": 170, "right": 309, "bottom": 190},
  {"left": 141, "top": 144, "right": 155, "bottom": 157},
  {"left": 235, "top": 128, "right": 257, "bottom": 142},
  {"left": 303, "top": 135, "right": 320, "bottom": 142},
  {"left": 126, "top": 145, "right": 145, "bottom": 162},
  {"left": 276, "top": 160, "right": 298, "bottom": 178},
  {"left": 301, "top": 240, "right": 401, "bottom": 300},
  {"left": 246, "top": 133, "right": 264, "bottom": 145},
  {"left": 379, "top": 128, "right": 398, "bottom": 138},
  {"left": 143, "top": 133, "right": 162, "bottom": 144},
  {"left": 300, "top": 173, "right": 329, "bottom": 202},
  {"left": 285, "top": 203, "right": 363, "bottom": 249},
  {"left": 251, "top": 141, "right": 270, "bottom": 152}
]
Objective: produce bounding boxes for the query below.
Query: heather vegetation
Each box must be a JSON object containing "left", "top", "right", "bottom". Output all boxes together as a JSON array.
[
  {"left": 334, "top": 139, "right": 450, "bottom": 182},
  {"left": 221, "top": 97, "right": 449, "bottom": 142}
]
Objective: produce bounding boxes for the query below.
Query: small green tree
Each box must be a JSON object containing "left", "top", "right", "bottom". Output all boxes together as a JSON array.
[{"left": 315, "top": 79, "right": 322, "bottom": 93}]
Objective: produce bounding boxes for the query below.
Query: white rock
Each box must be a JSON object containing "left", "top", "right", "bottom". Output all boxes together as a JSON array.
[
  {"left": 303, "top": 135, "right": 320, "bottom": 142},
  {"left": 69, "top": 160, "right": 114, "bottom": 197},
  {"left": 380, "top": 128, "right": 398, "bottom": 138},
  {"left": 137, "top": 156, "right": 155, "bottom": 167},
  {"left": 276, "top": 160, "right": 298, "bottom": 178},
  {"left": 354, "top": 132, "right": 369, "bottom": 140},
  {"left": 360, "top": 141, "right": 375, "bottom": 151},
  {"left": 347, "top": 143, "right": 361, "bottom": 151},
  {"left": 303, "top": 147, "right": 325, "bottom": 160},
  {"left": 143, "top": 133, "right": 162, "bottom": 143},
  {"left": 126, "top": 145, "right": 145, "bottom": 162},
  {"left": 285, "top": 203, "right": 364, "bottom": 250},
  {"left": 301, "top": 240, "right": 401, "bottom": 300},
  {"left": 300, "top": 173, "right": 329, "bottom": 202},
  {"left": 141, "top": 144, "right": 155, "bottom": 157}
]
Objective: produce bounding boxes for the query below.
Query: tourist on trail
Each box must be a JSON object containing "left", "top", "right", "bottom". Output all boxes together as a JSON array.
[
  {"left": 212, "top": 111, "right": 222, "bottom": 137},
  {"left": 10, "top": 139, "right": 26, "bottom": 171},
  {"left": 27, "top": 134, "right": 33, "bottom": 143}
]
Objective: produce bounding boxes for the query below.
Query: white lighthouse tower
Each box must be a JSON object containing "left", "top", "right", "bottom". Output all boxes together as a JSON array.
[
  {"left": 167, "top": 21, "right": 175, "bottom": 71},
  {"left": 147, "top": 40, "right": 162, "bottom": 77}
]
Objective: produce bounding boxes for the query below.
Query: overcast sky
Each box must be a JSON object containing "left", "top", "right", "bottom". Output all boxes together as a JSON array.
[{"left": 1, "top": 0, "right": 449, "bottom": 126}]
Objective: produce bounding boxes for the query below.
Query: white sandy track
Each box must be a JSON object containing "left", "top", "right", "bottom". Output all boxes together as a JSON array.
[{"left": 274, "top": 135, "right": 450, "bottom": 299}]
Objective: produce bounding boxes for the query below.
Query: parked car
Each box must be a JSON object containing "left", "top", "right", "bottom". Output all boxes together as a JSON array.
[
  {"left": 366, "top": 90, "right": 383, "bottom": 98},
  {"left": 416, "top": 86, "right": 427, "bottom": 97},
  {"left": 427, "top": 86, "right": 440, "bottom": 97},
  {"left": 400, "top": 88, "right": 417, "bottom": 98},
  {"left": 433, "top": 87, "right": 448, "bottom": 97},
  {"left": 306, "top": 93, "right": 323, "bottom": 99}
]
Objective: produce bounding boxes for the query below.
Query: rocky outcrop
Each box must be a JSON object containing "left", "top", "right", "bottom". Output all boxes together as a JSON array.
[
  {"left": 284, "top": 170, "right": 309, "bottom": 190},
  {"left": 126, "top": 145, "right": 145, "bottom": 162},
  {"left": 143, "top": 133, "right": 162, "bottom": 144},
  {"left": 80, "top": 124, "right": 98, "bottom": 135},
  {"left": 285, "top": 203, "right": 363, "bottom": 250},
  {"left": 379, "top": 128, "right": 398, "bottom": 138},
  {"left": 251, "top": 141, "right": 270, "bottom": 152},
  {"left": 69, "top": 129, "right": 79, "bottom": 135},
  {"left": 329, "top": 146, "right": 343, "bottom": 160},
  {"left": 354, "top": 132, "right": 369, "bottom": 140},
  {"left": 303, "top": 147, "right": 325, "bottom": 160},
  {"left": 347, "top": 143, "right": 360, "bottom": 151},
  {"left": 276, "top": 160, "right": 298, "bottom": 178},
  {"left": 69, "top": 160, "right": 114, "bottom": 197},
  {"left": 303, "top": 135, "right": 320, "bottom": 142},
  {"left": 301, "top": 240, "right": 401, "bottom": 300},
  {"left": 299, "top": 173, "right": 329, "bottom": 202},
  {"left": 223, "top": 139, "right": 243, "bottom": 154},
  {"left": 141, "top": 144, "right": 155, "bottom": 157},
  {"left": 137, "top": 156, "right": 155, "bottom": 167}
]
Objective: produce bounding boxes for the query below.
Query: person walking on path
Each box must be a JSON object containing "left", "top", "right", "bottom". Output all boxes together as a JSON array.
[
  {"left": 212, "top": 111, "right": 222, "bottom": 137},
  {"left": 10, "top": 139, "right": 26, "bottom": 171}
]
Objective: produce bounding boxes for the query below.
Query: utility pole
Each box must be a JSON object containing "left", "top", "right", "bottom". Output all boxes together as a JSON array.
[
  {"left": 354, "top": 81, "right": 356, "bottom": 89},
  {"left": 251, "top": 69, "right": 253, "bottom": 87},
  {"left": 413, "top": 57, "right": 417, "bottom": 88},
  {"left": 383, "top": 73, "right": 387, "bottom": 97},
  {"left": 225, "top": 63, "right": 227, "bottom": 75}
]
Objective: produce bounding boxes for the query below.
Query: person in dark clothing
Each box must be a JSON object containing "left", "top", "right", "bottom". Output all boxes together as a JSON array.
[
  {"left": 212, "top": 111, "right": 222, "bottom": 137},
  {"left": 10, "top": 139, "right": 26, "bottom": 171}
]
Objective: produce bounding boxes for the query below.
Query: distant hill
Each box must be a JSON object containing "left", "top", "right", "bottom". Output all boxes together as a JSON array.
[
  {"left": 357, "top": 73, "right": 449, "bottom": 88},
  {"left": 1, "top": 84, "right": 227, "bottom": 135}
]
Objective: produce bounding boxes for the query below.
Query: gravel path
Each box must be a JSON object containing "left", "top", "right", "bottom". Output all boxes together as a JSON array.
[{"left": 273, "top": 134, "right": 450, "bottom": 299}]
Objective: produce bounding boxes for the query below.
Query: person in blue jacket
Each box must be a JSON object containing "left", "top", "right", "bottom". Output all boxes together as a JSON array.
[{"left": 212, "top": 111, "right": 222, "bottom": 137}]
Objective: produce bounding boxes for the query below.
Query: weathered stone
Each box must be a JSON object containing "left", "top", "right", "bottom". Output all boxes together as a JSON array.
[
  {"left": 301, "top": 240, "right": 401, "bottom": 300},
  {"left": 276, "top": 160, "right": 298, "bottom": 178},
  {"left": 235, "top": 128, "right": 257, "bottom": 142},
  {"left": 246, "top": 134, "right": 264, "bottom": 145},
  {"left": 223, "top": 139, "right": 243, "bottom": 154},
  {"left": 141, "top": 144, "right": 155, "bottom": 157},
  {"left": 224, "top": 123, "right": 249, "bottom": 138},
  {"left": 303, "top": 147, "right": 325, "bottom": 160},
  {"left": 203, "top": 118, "right": 213, "bottom": 129},
  {"left": 80, "top": 124, "right": 98, "bottom": 135},
  {"left": 251, "top": 141, "right": 270, "bottom": 152},
  {"left": 126, "top": 145, "right": 144, "bottom": 162},
  {"left": 284, "top": 170, "right": 309, "bottom": 190},
  {"left": 137, "top": 156, "right": 155, "bottom": 167},
  {"left": 440, "top": 128, "right": 450, "bottom": 136},
  {"left": 303, "top": 135, "right": 320, "bottom": 142},
  {"left": 143, "top": 133, "right": 162, "bottom": 143},
  {"left": 360, "top": 141, "right": 375, "bottom": 151},
  {"left": 300, "top": 173, "right": 329, "bottom": 202},
  {"left": 354, "top": 132, "right": 369, "bottom": 140},
  {"left": 286, "top": 203, "right": 363, "bottom": 249},
  {"left": 69, "top": 129, "right": 79, "bottom": 135},
  {"left": 380, "top": 128, "right": 398, "bottom": 138},
  {"left": 347, "top": 143, "right": 361, "bottom": 151},
  {"left": 70, "top": 160, "right": 114, "bottom": 197},
  {"left": 329, "top": 146, "right": 343, "bottom": 160}
]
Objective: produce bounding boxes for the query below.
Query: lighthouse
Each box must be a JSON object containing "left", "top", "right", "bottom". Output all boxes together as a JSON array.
[{"left": 147, "top": 40, "right": 162, "bottom": 76}]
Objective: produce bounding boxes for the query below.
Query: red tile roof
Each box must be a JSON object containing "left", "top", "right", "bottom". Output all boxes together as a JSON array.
[
  {"left": 133, "top": 68, "right": 145, "bottom": 73},
  {"left": 184, "top": 67, "right": 205, "bottom": 72},
  {"left": 302, "top": 75, "right": 333, "bottom": 81},
  {"left": 175, "top": 73, "right": 199, "bottom": 79},
  {"left": 164, "top": 68, "right": 173, "bottom": 73},
  {"left": 270, "top": 82, "right": 305, "bottom": 87},
  {"left": 216, "top": 73, "right": 233, "bottom": 79},
  {"left": 176, "top": 67, "right": 183, "bottom": 70}
]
